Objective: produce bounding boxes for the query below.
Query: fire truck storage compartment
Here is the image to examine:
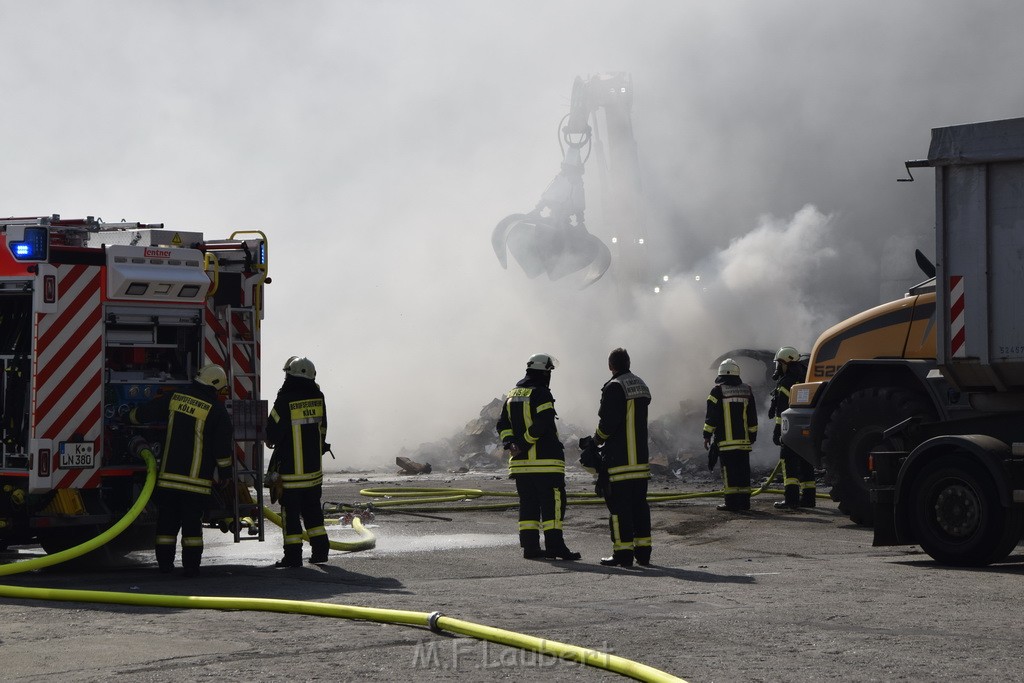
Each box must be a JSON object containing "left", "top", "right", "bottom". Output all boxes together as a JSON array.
[
  {"left": 1, "top": 287, "right": 31, "bottom": 468},
  {"left": 104, "top": 305, "right": 202, "bottom": 381},
  {"left": 103, "top": 305, "right": 203, "bottom": 465}
]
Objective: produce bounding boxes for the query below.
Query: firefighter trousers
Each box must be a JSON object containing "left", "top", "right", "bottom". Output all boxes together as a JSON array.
[
  {"left": 514, "top": 473, "right": 568, "bottom": 551},
  {"left": 780, "top": 445, "right": 816, "bottom": 506},
  {"left": 720, "top": 450, "right": 752, "bottom": 510},
  {"left": 605, "top": 478, "right": 651, "bottom": 563},
  {"left": 281, "top": 485, "right": 329, "bottom": 562},
  {"left": 154, "top": 488, "right": 208, "bottom": 572}
]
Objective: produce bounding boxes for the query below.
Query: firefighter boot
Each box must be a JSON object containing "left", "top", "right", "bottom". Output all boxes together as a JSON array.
[
  {"left": 543, "top": 530, "right": 581, "bottom": 561},
  {"left": 520, "top": 530, "right": 544, "bottom": 559},
  {"left": 276, "top": 545, "right": 303, "bottom": 568},
  {"left": 155, "top": 544, "right": 175, "bottom": 574},
  {"left": 774, "top": 485, "right": 800, "bottom": 509},
  {"left": 633, "top": 546, "right": 652, "bottom": 567},
  {"left": 718, "top": 495, "right": 750, "bottom": 512},
  {"left": 800, "top": 488, "right": 817, "bottom": 508},
  {"left": 309, "top": 536, "right": 330, "bottom": 565},
  {"left": 600, "top": 550, "right": 635, "bottom": 568}
]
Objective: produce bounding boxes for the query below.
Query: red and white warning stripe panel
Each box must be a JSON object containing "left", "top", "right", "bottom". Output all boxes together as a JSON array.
[
  {"left": 203, "top": 303, "right": 258, "bottom": 400},
  {"left": 32, "top": 264, "right": 104, "bottom": 490},
  {"left": 229, "top": 310, "right": 258, "bottom": 399},
  {"left": 204, "top": 303, "right": 229, "bottom": 373},
  {"left": 34, "top": 264, "right": 104, "bottom": 442},
  {"left": 949, "top": 275, "right": 966, "bottom": 358}
]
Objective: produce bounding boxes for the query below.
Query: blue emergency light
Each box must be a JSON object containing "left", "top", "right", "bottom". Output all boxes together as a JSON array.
[{"left": 8, "top": 226, "right": 49, "bottom": 261}]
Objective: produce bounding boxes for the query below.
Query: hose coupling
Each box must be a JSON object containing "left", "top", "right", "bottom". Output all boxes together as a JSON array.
[
  {"left": 427, "top": 611, "right": 444, "bottom": 633},
  {"left": 129, "top": 435, "right": 154, "bottom": 459}
]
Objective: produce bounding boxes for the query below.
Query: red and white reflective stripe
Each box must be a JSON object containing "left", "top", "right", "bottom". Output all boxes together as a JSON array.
[
  {"left": 949, "top": 275, "right": 966, "bottom": 358},
  {"left": 204, "top": 303, "right": 261, "bottom": 466},
  {"left": 203, "top": 304, "right": 257, "bottom": 400},
  {"left": 33, "top": 265, "right": 104, "bottom": 488},
  {"left": 230, "top": 310, "right": 257, "bottom": 399},
  {"left": 54, "top": 463, "right": 104, "bottom": 490},
  {"left": 204, "top": 304, "right": 229, "bottom": 370}
]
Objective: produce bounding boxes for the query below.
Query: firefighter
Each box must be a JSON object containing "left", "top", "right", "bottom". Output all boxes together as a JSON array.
[
  {"left": 496, "top": 353, "right": 580, "bottom": 560},
  {"left": 591, "top": 348, "right": 652, "bottom": 568},
  {"left": 266, "top": 356, "right": 329, "bottom": 568},
  {"left": 770, "top": 346, "right": 817, "bottom": 509},
  {"left": 703, "top": 358, "right": 758, "bottom": 511},
  {"left": 130, "top": 363, "right": 234, "bottom": 577}
]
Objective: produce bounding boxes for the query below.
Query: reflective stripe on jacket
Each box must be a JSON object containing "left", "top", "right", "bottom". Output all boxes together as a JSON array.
[
  {"left": 703, "top": 381, "right": 758, "bottom": 452},
  {"left": 596, "top": 372, "right": 652, "bottom": 483},
  {"left": 496, "top": 375, "right": 565, "bottom": 476},
  {"left": 267, "top": 377, "right": 327, "bottom": 489},
  {"left": 132, "top": 382, "right": 233, "bottom": 495}
]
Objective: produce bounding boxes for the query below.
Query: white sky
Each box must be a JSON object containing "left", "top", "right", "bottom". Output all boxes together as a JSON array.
[{"left": 3, "top": 1, "right": 1023, "bottom": 468}]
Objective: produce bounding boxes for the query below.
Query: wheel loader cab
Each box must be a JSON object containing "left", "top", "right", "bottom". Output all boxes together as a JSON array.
[{"left": 781, "top": 280, "right": 939, "bottom": 525}]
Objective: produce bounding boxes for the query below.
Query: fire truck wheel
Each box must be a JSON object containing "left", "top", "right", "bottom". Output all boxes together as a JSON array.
[
  {"left": 822, "top": 387, "right": 935, "bottom": 527},
  {"left": 38, "top": 526, "right": 103, "bottom": 555},
  {"left": 910, "top": 455, "right": 1024, "bottom": 566}
]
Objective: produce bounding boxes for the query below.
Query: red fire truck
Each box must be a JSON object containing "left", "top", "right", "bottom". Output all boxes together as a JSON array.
[{"left": 0, "top": 214, "right": 268, "bottom": 553}]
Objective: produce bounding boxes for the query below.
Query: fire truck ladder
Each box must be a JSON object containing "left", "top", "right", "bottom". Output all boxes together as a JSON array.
[{"left": 224, "top": 304, "right": 266, "bottom": 543}]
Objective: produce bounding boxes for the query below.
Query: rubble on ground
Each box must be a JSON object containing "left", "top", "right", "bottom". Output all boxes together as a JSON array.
[
  {"left": 395, "top": 456, "right": 432, "bottom": 475},
  {"left": 394, "top": 395, "right": 714, "bottom": 479}
]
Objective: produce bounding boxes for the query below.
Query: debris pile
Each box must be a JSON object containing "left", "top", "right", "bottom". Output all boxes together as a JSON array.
[{"left": 394, "top": 396, "right": 714, "bottom": 479}]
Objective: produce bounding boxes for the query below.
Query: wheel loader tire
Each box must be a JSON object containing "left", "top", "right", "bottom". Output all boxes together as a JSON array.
[
  {"left": 909, "top": 455, "right": 1024, "bottom": 566},
  {"left": 822, "top": 387, "right": 935, "bottom": 527}
]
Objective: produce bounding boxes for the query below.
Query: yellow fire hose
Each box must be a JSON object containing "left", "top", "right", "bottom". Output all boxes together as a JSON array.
[
  {"left": 350, "top": 459, "right": 828, "bottom": 513},
  {"left": 0, "top": 444, "right": 688, "bottom": 682},
  {"left": 262, "top": 505, "right": 375, "bottom": 552},
  {"left": 0, "top": 439, "right": 160, "bottom": 577}
]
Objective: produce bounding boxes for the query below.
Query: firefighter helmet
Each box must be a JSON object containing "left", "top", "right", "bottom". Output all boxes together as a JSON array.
[
  {"left": 286, "top": 357, "right": 316, "bottom": 380},
  {"left": 282, "top": 355, "right": 300, "bottom": 372},
  {"left": 526, "top": 353, "right": 558, "bottom": 371},
  {"left": 717, "top": 359, "right": 741, "bottom": 377},
  {"left": 775, "top": 346, "right": 800, "bottom": 363},
  {"left": 196, "top": 364, "right": 228, "bottom": 389}
]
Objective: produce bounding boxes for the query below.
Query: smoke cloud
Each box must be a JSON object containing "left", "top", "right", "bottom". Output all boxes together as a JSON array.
[{"left": 3, "top": 1, "right": 1024, "bottom": 469}]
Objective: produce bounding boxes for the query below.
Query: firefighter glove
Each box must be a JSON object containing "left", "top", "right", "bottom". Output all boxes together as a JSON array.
[
  {"left": 773, "top": 424, "right": 782, "bottom": 446},
  {"left": 504, "top": 439, "right": 527, "bottom": 456},
  {"left": 266, "top": 472, "right": 283, "bottom": 505},
  {"left": 707, "top": 447, "right": 719, "bottom": 472}
]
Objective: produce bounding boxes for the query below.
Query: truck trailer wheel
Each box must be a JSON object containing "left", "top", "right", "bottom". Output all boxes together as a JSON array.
[
  {"left": 910, "top": 455, "right": 1023, "bottom": 566},
  {"left": 822, "top": 387, "right": 935, "bottom": 526}
]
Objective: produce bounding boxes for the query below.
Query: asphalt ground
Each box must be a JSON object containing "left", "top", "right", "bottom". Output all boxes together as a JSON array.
[{"left": 1, "top": 470, "right": 1023, "bottom": 682}]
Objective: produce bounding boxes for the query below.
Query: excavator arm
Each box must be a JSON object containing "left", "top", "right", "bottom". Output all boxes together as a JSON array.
[{"left": 493, "top": 73, "right": 640, "bottom": 289}]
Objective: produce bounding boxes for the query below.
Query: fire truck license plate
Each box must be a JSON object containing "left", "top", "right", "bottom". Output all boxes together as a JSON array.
[{"left": 59, "top": 442, "right": 95, "bottom": 469}]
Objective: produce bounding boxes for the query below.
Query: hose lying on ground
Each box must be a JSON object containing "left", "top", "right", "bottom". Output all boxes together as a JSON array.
[
  {"left": 263, "top": 505, "right": 376, "bottom": 551},
  {"left": 0, "top": 445, "right": 687, "bottom": 682},
  {"left": 0, "top": 581, "right": 686, "bottom": 682},
  {"left": 349, "top": 459, "right": 829, "bottom": 513}
]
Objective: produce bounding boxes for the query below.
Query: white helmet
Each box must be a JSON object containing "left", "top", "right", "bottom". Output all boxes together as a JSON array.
[
  {"left": 286, "top": 357, "right": 316, "bottom": 380},
  {"left": 196, "top": 364, "right": 228, "bottom": 389},
  {"left": 526, "top": 353, "right": 558, "bottom": 371},
  {"left": 282, "top": 356, "right": 300, "bottom": 372},
  {"left": 775, "top": 346, "right": 800, "bottom": 363},
  {"left": 717, "top": 359, "right": 741, "bottom": 377}
]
